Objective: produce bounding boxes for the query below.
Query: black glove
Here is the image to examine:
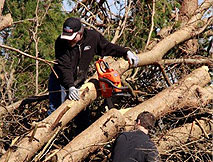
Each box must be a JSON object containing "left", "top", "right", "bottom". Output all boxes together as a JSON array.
[{"left": 68, "top": 86, "right": 80, "bottom": 101}]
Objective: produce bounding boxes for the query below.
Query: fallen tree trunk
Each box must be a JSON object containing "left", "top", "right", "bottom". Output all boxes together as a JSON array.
[
  {"left": 137, "top": 0, "right": 212, "bottom": 66},
  {"left": 155, "top": 119, "right": 213, "bottom": 154},
  {"left": 1, "top": 65, "right": 210, "bottom": 162},
  {"left": 119, "top": 85, "right": 213, "bottom": 115},
  {"left": 174, "top": 85, "right": 213, "bottom": 109},
  {"left": 50, "top": 66, "right": 211, "bottom": 162},
  {"left": 0, "top": 82, "right": 99, "bottom": 162},
  {"left": 123, "top": 66, "right": 211, "bottom": 129}
]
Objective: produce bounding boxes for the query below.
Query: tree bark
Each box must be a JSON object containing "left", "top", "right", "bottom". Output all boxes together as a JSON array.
[
  {"left": 53, "top": 109, "right": 125, "bottom": 162},
  {"left": 180, "top": 0, "right": 199, "bottom": 55},
  {"left": 155, "top": 119, "right": 212, "bottom": 154},
  {"left": 180, "top": 0, "right": 198, "bottom": 23},
  {"left": 48, "top": 67, "right": 211, "bottom": 162},
  {"left": 174, "top": 85, "right": 213, "bottom": 109}
]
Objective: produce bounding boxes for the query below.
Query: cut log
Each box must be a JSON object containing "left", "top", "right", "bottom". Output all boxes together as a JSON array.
[
  {"left": 52, "top": 109, "right": 125, "bottom": 162},
  {"left": 155, "top": 119, "right": 212, "bottom": 154}
]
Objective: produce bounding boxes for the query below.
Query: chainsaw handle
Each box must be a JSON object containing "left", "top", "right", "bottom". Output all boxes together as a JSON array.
[
  {"left": 103, "top": 61, "right": 110, "bottom": 69},
  {"left": 99, "top": 78, "right": 129, "bottom": 90},
  {"left": 96, "top": 59, "right": 109, "bottom": 75}
]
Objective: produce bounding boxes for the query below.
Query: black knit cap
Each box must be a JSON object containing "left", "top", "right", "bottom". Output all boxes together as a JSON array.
[{"left": 61, "top": 17, "right": 82, "bottom": 40}]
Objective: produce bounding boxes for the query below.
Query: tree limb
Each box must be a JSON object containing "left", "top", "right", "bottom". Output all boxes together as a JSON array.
[
  {"left": 145, "top": 0, "right": 156, "bottom": 51},
  {"left": 111, "top": 1, "right": 132, "bottom": 43},
  {"left": 0, "top": 44, "right": 57, "bottom": 65},
  {"left": 159, "top": 58, "right": 213, "bottom": 66}
]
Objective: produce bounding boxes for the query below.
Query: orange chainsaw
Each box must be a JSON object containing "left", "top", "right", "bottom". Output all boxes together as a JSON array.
[{"left": 95, "top": 59, "right": 130, "bottom": 98}]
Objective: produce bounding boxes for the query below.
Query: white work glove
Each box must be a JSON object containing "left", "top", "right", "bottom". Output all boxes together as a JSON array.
[
  {"left": 68, "top": 86, "right": 80, "bottom": 101},
  {"left": 127, "top": 51, "right": 139, "bottom": 67}
]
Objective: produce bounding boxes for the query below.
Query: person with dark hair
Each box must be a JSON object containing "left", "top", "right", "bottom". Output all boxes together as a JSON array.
[
  {"left": 112, "top": 111, "right": 159, "bottom": 162},
  {"left": 48, "top": 17, "right": 139, "bottom": 114}
]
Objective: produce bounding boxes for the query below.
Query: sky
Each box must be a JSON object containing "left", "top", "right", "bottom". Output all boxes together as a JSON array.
[
  {"left": 63, "top": 0, "right": 126, "bottom": 14},
  {"left": 63, "top": 0, "right": 205, "bottom": 12}
]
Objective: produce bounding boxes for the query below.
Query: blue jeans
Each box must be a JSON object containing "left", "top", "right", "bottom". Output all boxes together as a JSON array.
[{"left": 48, "top": 73, "right": 67, "bottom": 115}]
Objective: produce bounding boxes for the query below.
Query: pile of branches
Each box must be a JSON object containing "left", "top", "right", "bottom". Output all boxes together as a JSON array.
[{"left": 0, "top": 64, "right": 212, "bottom": 162}]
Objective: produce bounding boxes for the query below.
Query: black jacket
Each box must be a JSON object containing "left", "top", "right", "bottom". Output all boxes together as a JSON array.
[
  {"left": 53, "top": 28, "right": 128, "bottom": 89},
  {"left": 112, "top": 130, "right": 159, "bottom": 162}
]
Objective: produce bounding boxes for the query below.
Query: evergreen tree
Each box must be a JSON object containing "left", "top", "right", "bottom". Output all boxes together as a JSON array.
[{"left": 1, "top": 0, "right": 71, "bottom": 101}]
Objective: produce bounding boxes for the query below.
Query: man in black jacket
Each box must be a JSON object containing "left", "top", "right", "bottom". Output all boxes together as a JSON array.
[
  {"left": 112, "top": 111, "right": 159, "bottom": 162},
  {"left": 48, "top": 17, "right": 139, "bottom": 114}
]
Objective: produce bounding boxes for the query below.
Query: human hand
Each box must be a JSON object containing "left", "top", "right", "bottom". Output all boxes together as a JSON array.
[
  {"left": 68, "top": 86, "right": 80, "bottom": 101},
  {"left": 127, "top": 51, "right": 139, "bottom": 67}
]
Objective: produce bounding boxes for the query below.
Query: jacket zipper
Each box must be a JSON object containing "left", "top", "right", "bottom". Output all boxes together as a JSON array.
[{"left": 77, "top": 44, "right": 82, "bottom": 74}]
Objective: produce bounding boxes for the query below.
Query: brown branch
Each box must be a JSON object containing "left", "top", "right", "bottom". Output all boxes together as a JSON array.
[
  {"left": 157, "top": 62, "right": 172, "bottom": 86},
  {"left": 111, "top": 1, "right": 132, "bottom": 43},
  {"left": 195, "top": 119, "right": 209, "bottom": 139},
  {"left": 13, "top": 18, "right": 35, "bottom": 24},
  {"left": 0, "top": 93, "right": 49, "bottom": 117},
  {"left": 81, "top": 19, "right": 102, "bottom": 34},
  {"left": 78, "top": 1, "right": 96, "bottom": 21},
  {"left": 0, "top": 44, "right": 59, "bottom": 79},
  {"left": 159, "top": 58, "right": 213, "bottom": 66},
  {"left": 2, "top": 104, "right": 30, "bottom": 131},
  {"left": 33, "top": 0, "right": 40, "bottom": 95},
  {"left": 194, "top": 16, "right": 213, "bottom": 36},
  {"left": 0, "top": 44, "right": 57, "bottom": 64},
  {"left": 29, "top": 123, "right": 38, "bottom": 142}
]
